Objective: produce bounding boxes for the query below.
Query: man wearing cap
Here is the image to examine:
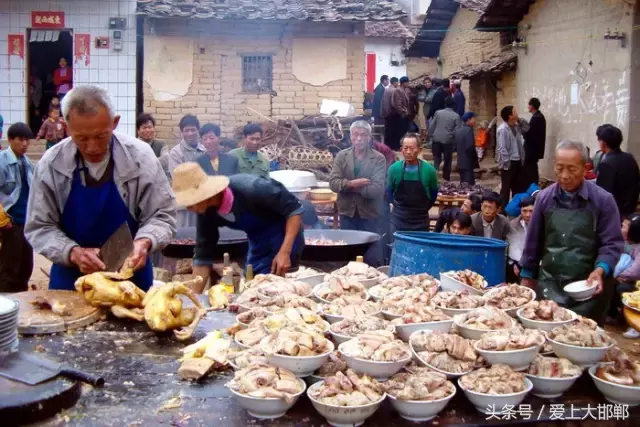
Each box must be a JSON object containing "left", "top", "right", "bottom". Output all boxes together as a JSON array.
[
  {"left": 172, "top": 163, "right": 305, "bottom": 293},
  {"left": 454, "top": 112, "right": 479, "bottom": 185}
]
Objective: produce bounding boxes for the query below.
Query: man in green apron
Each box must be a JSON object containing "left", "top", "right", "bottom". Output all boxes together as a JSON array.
[{"left": 520, "top": 140, "right": 624, "bottom": 325}]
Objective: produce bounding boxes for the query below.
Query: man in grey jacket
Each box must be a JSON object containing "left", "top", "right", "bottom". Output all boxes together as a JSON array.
[
  {"left": 454, "top": 112, "right": 479, "bottom": 185},
  {"left": 428, "top": 96, "right": 462, "bottom": 181},
  {"left": 497, "top": 105, "right": 527, "bottom": 202},
  {"left": 25, "top": 85, "right": 176, "bottom": 291}
]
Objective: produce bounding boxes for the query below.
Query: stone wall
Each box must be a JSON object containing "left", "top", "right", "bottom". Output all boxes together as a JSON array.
[{"left": 142, "top": 20, "right": 365, "bottom": 142}]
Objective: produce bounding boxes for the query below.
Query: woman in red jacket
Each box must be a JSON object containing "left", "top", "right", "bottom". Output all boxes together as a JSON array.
[{"left": 53, "top": 57, "right": 72, "bottom": 100}]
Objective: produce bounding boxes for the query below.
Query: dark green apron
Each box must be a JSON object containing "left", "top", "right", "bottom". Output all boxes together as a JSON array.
[{"left": 538, "top": 206, "right": 613, "bottom": 324}]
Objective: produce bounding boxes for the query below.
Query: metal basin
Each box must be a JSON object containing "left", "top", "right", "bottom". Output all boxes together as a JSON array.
[
  {"left": 302, "top": 230, "right": 380, "bottom": 262},
  {"left": 162, "top": 227, "right": 248, "bottom": 259}
]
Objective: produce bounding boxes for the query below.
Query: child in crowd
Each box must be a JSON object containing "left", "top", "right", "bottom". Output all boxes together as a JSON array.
[
  {"left": 614, "top": 213, "right": 640, "bottom": 338},
  {"left": 37, "top": 107, "right": 67, "bottom": 149},
  {"left": 474, "top": 120, "right": 488, "bottom": 161},
  {"left": 585, "top": 146, "right": 596, "bottom": 180}
]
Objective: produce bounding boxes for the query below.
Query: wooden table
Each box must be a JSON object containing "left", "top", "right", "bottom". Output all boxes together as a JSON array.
[{"left": 17, "top": 310, "right": 638, "bottom": 426}]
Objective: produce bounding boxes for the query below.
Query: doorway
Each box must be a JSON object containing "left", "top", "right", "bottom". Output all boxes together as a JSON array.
[{"left": 26, "top": 29, "right": 73, "bottom": 134}]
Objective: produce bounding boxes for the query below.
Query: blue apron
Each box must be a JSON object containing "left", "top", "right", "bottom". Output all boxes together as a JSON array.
[
  {"left": 228, "top": 210, "right": 304, "bottom": 275},
  {"left": 49, "top": 147, "right": 153, "bottom": 291}
]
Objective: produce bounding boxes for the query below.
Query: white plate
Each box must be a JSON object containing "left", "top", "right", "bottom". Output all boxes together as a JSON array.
[
  {"left": 0, "top": 296, "right": 18, "bottom": 316},
  {"left": 0, "top": 337, "right": 18, "bottom": 356}
]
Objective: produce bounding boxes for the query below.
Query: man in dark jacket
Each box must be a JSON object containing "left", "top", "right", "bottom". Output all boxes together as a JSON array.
[
  {"left": 427, "top": 78, "right": 449, "bottom": 120},
  {"left": 196, "top": 123, "right": 240, "bottom": 177},
  {"left": 372, "top": 75, "right": 389, "bottom": 125},
  {"left": 454, "top": 112, "right": 479, "bottom": 185},
  {"left": 453, "top": 81, "right": 466, "bottom": 117},
  {"left": 596, "top": 124, "right": 640, "bottom": 217},
  {"left": 382, "top": 77, "right": 411, "bottom": 151},
  {"left": 523, "top": 97, "right": 546, "bottom": 187},
  {"left": 428, "top": 96, "right": 461, "bottom": 181}
]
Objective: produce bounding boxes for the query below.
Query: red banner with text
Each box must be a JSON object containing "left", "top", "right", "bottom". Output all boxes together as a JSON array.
[
  {"left": 74, "top": 34, "right": 91, "bottom": 66},
  {"left": 32, "top": 11, "right": 65, "bottom": 28}
]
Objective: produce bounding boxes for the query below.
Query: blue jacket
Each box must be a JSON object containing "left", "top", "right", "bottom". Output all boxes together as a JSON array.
[
  {"left": 0, "top": 148, "right": 33, "bottom": 213},
  {"left": 505, "top": 183, "right": 540, "bottom": 217}
]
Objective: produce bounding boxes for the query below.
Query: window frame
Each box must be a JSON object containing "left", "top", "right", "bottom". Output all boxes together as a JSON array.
[{"left": 239, "top": 53, "right": 274, "bottom": 94}]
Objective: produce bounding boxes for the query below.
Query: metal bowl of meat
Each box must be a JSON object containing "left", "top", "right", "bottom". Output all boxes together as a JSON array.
[
  {"left": 473, "top": 329, "right": 546, "bottom": 371},
  {"left": 302, "top": 230, "right": 380, "bottom": 262},
  {"left": 545, "top": 322, "right": 615, "bottom": 366},
  {"left": 338, "top": 331, "right": 412, "bottom": 380},
  {"left": 589, "top": 358, "right": 640, "bottom": 406},
  {"left": 525, "top": 355, "right": 583, "bottom": 399},
  {"left": 162, "top": 227, "right": 248, "bottom": 259},
  {"left": 516, "top": 301, "right": 577, "bottom": 332},
  {"left": 458, "top": 365, "right": 533, "bottom": 414}
]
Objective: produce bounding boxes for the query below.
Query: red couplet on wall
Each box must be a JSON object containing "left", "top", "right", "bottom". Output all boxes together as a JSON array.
[
  {"left": 32, "top": 11, "right": 65, "bottom": 28},
  {"left": 366, "top": 53, "right": 376, "bottom": 93},
  {"left": 8, "top": 34, "right": 24, "bottom": 59}
]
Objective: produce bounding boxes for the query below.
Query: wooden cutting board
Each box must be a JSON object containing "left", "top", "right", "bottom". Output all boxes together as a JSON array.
[{"left": 12, "top": 290, "right": 102, "bottom": 335}]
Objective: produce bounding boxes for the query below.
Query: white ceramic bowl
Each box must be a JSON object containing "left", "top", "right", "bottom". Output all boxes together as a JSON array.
[
  {"left": 270, "top": 170, "right": 317, "bottom": 189},
  {"left": 453, "top": 316, "right": 516, "bottom": 341},
  {"left": 230, "top": 378, "right": 306, "bottom": 419},
  {"left": 437, "top": 305, "right": 476, "bottom": 318},
  {"left": 516, "top": 307, "right": 577, "bottom": 332},
  {"left": 297, "top": 273, "right": 327, "bottom": 286},
  {"left": 439, "top": 273, "right": 485, "bottom": 295},
  {"left": 458, "top": 377, "right": 533, "bottom": 414},
  {"left": 525, "top": 372, "right": 582, "bottom": 399},
  {"left": 387, "top": 387, "right": 457, "bottom": 422},
  {"left": 483, "top": 287, "right": 536, "bottom": 317},
  {"left": 339, "top": 341, "right": 411, "bottom": 380},
  {"left": 329, "top": 329, "right": 354, "bottom": 345},
  {"left": 381, "top": 310, "right": 403, "bottom": 321},
  {"left": 368, "top": 285, "right": 387, "bottom": 302},
  {"left": 313, "top": 285, "right": 369, "bottom": 305},
  {"left": 359, "top": 278, "right": 379, "bottom": 289},
  {"left": 307, "top": 381, "right": 385, "bottom": 427},
  {"left": 545, "top": 332, "right": 614, "bottom": 366},
  {"left": 320, "top": 308, "right": 382, "bottom": 325},
  {"left": 377, "top": 266, "right": 390, "bottom": 275},
  {"left": 588, "top": 365, "right": 640, "bottom": 406},
  {"left": 474, "top": 340, "right": 543, "bottom": 371},
  {"left": 260, "top": 338, "right": 334, "bottom": 377},
  {"left": 234, "top": 335, "right": 257, "bottom": 350},
  {"left": 288, "top": 187, "right": 311, "bottom": 200},
  {"left": 564, "top": 280, "right": 598, "bottom": 302},
  {"left": 409, "top": 330, "right": 474, "bottom": 379},
  {"left": 395, "top": 319, "right": 453, "bottom": 342}
]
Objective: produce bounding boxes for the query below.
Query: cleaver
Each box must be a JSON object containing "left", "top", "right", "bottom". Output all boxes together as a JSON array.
[
  {"left": 0, "top": 351, "right": 104, "bottom": 387},
  {"left": 100, "top": 222, "right": 134, "bottom": 272}
]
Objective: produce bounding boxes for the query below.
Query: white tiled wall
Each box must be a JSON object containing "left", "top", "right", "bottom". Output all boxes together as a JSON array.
[{"left": 0, "top": 0, "right": 138, "bottom": 137}]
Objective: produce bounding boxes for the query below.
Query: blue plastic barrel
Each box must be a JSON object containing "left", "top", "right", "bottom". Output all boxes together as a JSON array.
[{"left": 390, "top": 232, "right": 508, "bottom": 286}]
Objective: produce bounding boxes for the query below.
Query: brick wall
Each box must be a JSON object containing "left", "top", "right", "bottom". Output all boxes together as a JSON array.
[
  {"left": 497, "top": 71, "right": 517, "bottom": 113},
  {"left": 143, "top": 20, "right": 365, "bottom": 142},
  {"left": 406, "top": 57, "right": 438, "bottom": 79}
]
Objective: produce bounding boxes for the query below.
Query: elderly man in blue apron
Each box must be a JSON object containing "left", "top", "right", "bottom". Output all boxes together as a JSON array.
[
  {"left": 172, "top": 163, "right": 305, "bottom": 293},
  {"left": 25, "top": 85, "right": 176, "bottom": 291},
  {"left": 520, "top": 140, "right": 623, "bottom": 324}
]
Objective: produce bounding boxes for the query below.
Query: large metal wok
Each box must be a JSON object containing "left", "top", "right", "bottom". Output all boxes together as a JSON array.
[
  {"left": 302, "top": 230, "right": 380, "bottom": 262},
  {"left": 162, "top": 227, "right": 248, "bottom": 260}
]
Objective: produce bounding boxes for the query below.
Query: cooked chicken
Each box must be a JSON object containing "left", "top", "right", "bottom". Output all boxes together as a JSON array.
[
  {"left": 233, "top": 289, "right": 261, "bottom": 310},
  {"left": 259, "top": 294, "right": 319, "bottom": 313},
  {"left": 520, "top": 300, "right": 574, "bottom": 322},
  {"left": 528, "top": 355, "right": 582, "bottom": 378},
  {"left": 261, "top": 327, "right": 332, "bottom": 356},
  {"left": 460, "top": 365, "right": 527, "bottom": 394},
  {"left": 226, "top": 364, "right": 303, "bottom": 403},
  {"left": 596, "top": 351, "right": 640, "bottom": 386},
  {"left": 340, "top": 330, "right": 410, "bottom": 362},
  {"left": 477, "top": 329, "right": 545, "bottom": 351},
  {"left": 142, "top": 277, "right": 208, "bottom": 340},
  {"left": 316, "top": 276, "right": 368, "bottom": 302},
  {"left": 549, "top": 321, "right": 614, "bottom": 347},
  {"left": 410, "top": 331, "right": 479, "bottom": 373},
  {"left": 286, "top": 266, "right": 322, "bottom": 279},
  {"left": 432, "top": 291, "right": 485, "bottom": 309},
  {"left": 456, "top": 306, "right": 513, "bottom": 330},
  {"left": 263, "top": 307, "right": 329, "bottom": 334},
  {"left": 445, "top": 269, "right": 487, "bottom": 291},
  {"left": 180, "top": 330, "right": 231, "bottom": 366},
  {"left": 384, "top": 366, "right": 455, "bottom": 401},
  {"left": 30, "top": 296, "right": 69, "bottom": 316},
  {"left": 309, "top": 369, "right": 385, "bottom": 406},
  {"left": 235, "top": 325, "right": 269, "bottom": 348},
  {"left": 369, "top": 274, "right": 440, "bottom": 300},
  {"left": 251, "top": 274, "right": 312, "bottom": 298},
  {"left": 483, "top": 284, "right": 534, "bottom": 310},
  {"left": 323, "top": 297, "right": 381, "bottom": 318},
  {"left": 227, "top": 347, "right": 269, "bottom": 369},
  {"left": 330, "top": 261, "right": 388, "bottom": 282},
  {"left": 381, "top": 288, "right": 433, "bottom": 315},
  {"left": 315, "top": 352, "right": 348, "bottom": 377},
  {"left": 390, "top": 305, "right": 451, "bottom": 325},
  {"left": 237, "top": 307, "right": 269, "bottom": 326},
  {"left": 330, "top": 316, "right": 395, "bottom": 337},
  {"left": 75, "top": 271, "right": 146, "bottom": 320}
]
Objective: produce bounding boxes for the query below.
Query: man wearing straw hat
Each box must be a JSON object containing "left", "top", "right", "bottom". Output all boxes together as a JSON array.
[{"left": 172, "top": 163, "right": 305, "bottom": 293}]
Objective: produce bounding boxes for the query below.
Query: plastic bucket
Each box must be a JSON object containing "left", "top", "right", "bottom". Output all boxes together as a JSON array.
[{"left": 389, "top": 232, "right": 507, "bottom": 286}]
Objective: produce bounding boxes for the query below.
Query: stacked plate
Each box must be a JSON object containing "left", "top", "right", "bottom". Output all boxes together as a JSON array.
[{"left": 0, "top": 295, "right": 19, "bottom": 356}]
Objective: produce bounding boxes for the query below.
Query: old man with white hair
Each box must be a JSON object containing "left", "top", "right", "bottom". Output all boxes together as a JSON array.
[
  {"left": 25, "top": 85, "right": 176, "bottom": 291},
  {"left": 329, "top": 120, "right": 387, "bottom": 265},
  {"left": 520, "top": 140, "right": 623, "bottom": 324}
]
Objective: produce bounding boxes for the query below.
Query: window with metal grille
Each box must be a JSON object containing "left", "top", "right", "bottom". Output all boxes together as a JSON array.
[{"left": 242, "top": 55, "right": 273, "bottom": 93}]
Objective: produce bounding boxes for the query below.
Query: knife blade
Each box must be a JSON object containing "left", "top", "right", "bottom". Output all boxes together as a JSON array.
[{"left": 100, "top": 222, "right": 134, "bottom": 272}]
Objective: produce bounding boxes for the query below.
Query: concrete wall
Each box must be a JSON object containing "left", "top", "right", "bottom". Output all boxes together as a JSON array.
[
  {"left": 516, "top": 0, "right": 634, "bottom": 175},
  {"left": 0, "top": 0, "right": 138, "bottom": 137},
  {"left": 364, "top": 39, "right": 408, "bottom": 88},
  {"left": 143, "top": 20, "right": 365, "bottom": 141}
]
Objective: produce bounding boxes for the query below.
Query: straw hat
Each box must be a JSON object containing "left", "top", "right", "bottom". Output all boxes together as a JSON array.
[{"left": 172, "top": 162, "right": 230, "bottom": 207}]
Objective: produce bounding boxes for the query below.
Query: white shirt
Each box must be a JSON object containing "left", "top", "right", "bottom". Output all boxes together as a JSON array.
[
  {"left": 482, "top": 218, "right": 494, "bottom": 238},
  {"left": 85, "top": 150, "right": 111, "bottom": 180}
]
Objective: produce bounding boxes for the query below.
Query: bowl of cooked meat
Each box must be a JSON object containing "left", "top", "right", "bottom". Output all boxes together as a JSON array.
[
  {"left": 516, "top": 300, "right": 576, "bottom": 332},
  {"left": 589, "top": 352, "right": 640, "bottom": 406},
  {"left": 226, "top": 364, "right": 307, "bottom": 419},
  {"left": 381, "top": 288, "right": 436, "bottom": 320},
  {"left": 252, "top": 275, "right": 313, "bottom": 301},
  {"left": 236, "top": 307, "right": 269, "bottom": 329},
  {"left": 307, "top": 370, "right": 386, "bottom": 426},
  {"left": 409, "top": 330, "right": 480, "bottom": 379},
  {"left": 431, "top": 290, "right": 485, "bottom": 318},
  {"left": 474, "top": 329, "right": 545, "bottom": 371},
  {"left": 369, "top": 274, "right": 440, "bottom": 302},
  {"left": 458, "top": 365, "right": 533, "bottom": 414},
  {"left": 482, "top": 284, "right": 536, "bottom": 317},
  {"left": 262, "top": 307, "right": 330, "bottom": 335},
  {"left": 339, "top": 331, "right": 412, "bottom": 380},
  {"left": 260, "top": 294, "right": 319, "bottom": 315},
  {"left": 307, "top": 351, "right": 349, "bottom": 386},
  {"left": 260, "top": 328, "right": 335, "bottom": 377},
  {"left": 227, "top": 347, "right": 269, "bottom": 370},
  {"left": 313, "top": 276, "right": 369, "bottom": 304},
  {"left": 384, "top": 365, "right": 457, "bottom": 422},
  {"left": 320, "top": 297, "right": 382, "bottom": 324},
  {"left": 525, "top": 355, "right": 583, "bottom": 398},
  {"left": 453, "top": 306, "right": 516, "bottom": 340},
  {"left": 439, "top": 270, "right": 488, "bottom": 295},
  {"left": 234, "top": 325, "right": 269, "bottom": 349},
  {"left": 563, "top": 280, "right": 598, "bottom": 302},
  {"left": 390, "top": 306, "right": 453, "bottom": 341},
  {"left": 545, "top": 318, "right": 615, "bottom": 366},
  {"left": 329, "top": 316, "right": 396, "bottom": 345},
  {"left": 329, "top": 262, "right": 388, "bottom": 289}
]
